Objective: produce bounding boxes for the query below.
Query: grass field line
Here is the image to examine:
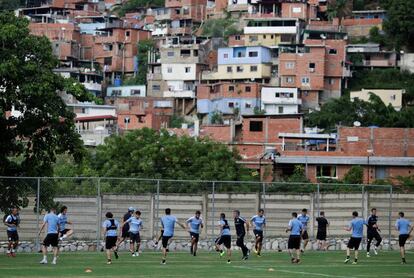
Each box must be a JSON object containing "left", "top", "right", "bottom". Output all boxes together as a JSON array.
[{"left": 233, "top": 265, "right": 356, "bottom": 278}]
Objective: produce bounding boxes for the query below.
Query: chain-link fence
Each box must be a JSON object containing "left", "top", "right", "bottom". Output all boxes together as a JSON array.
[{"left": 0, "top": 177, "right": 408, "bottom": 252}]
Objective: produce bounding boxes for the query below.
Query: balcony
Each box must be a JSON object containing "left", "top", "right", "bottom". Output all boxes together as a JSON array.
[
  {"left": 167, "top": 27, "right": 192, "bottom": 35},
  {"left": 262, "top": 98, "right": 302, "bottom": 105},
  {"left": 163, "top": 90, "right": 195, "bottom": 98},
  {"left": 244, "top": 26, "right": 297, "bottom": 35},
  {"left": 147, "top": 72, "right": 162, "bottom": 80},
  {"left": 83, "top": 82, "right": 102, "bottom": 92}
]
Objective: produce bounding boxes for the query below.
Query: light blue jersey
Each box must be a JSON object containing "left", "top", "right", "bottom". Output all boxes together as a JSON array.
[
  {"left": 219, "top": 219, "right": 231, "bottom": 236},
  {"left": 251, "top": 215, "right": 266, "bottom": 231},
  {"left": 297, "top": 214, "right": 310, "bottom": 231},
  {"left": 161, "top": 215, "right": 177, "bottom": 237},
  {"left": 4, "top": 215, "right": 19, "bottom": 232},
  {"left": 58, "top": 213, "right": 68, "bottom": 231},
  {"left": 126, "top": 217, "right": 142, "bottom": 234},
  {"left": 349, "top": 217, "right": 365, "bottom": 238},
  {"left": 289, "top": 218, "right": 302, "bottom": 236},
  {"left": 103, "top": 219, "right": 119, "bottom": 237},
  {"left": 43, "top": 213, "right": 59, "bottom": 234},
  {"left": 186, "top": 216, "right": 203, "bottom": 234},
  {"left": 396, "top": 218, "right": 412, "bottom": 235}
]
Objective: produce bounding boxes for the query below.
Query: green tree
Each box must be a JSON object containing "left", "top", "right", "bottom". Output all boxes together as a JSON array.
[
  {"left": 0, "top": 13, "right": 92, "bottom": 211},
  {"left": 382, "top": 0, "right": 414, "bottom": 51},
  {"left": 0, "top": 0, "right": 25, "bottom": 10},
  {"left": 123, "top": 39, "right": 155, "bottom": 85},
  {"left": 115, "top": 0, "right": 164, "bottom": 17},
  {"left": 327, "top": 0, "right": 351, "bottom": 23},
  {"left": 343, "top": 166, "right": 364, "bottom": 184},
  {"left": 201, "top": 18, "right": 242, "bottom": 39}
]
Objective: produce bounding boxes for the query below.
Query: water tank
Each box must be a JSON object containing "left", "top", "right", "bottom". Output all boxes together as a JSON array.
[{"left": 114, "top": 77, "right": 122, "bottom": 87}]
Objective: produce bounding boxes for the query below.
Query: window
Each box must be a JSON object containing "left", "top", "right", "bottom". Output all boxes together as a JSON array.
[
  {"left": 185, "top": 67, "right": 191, "bottom": 73},
  {"left": 167, "top": 67, "right": 173, "bottom": 73},
  {"left": 249, "top": 121, "right": 263, "bottom": 132},
  {"left": 235, "top": 35, "right": 241, "bottom": 40},
  {"left": 224, "top": 53, "right": 229, "bottom": 58},
  {"left": 229, "top": 86, "right": 235, "bottom": 92},
  {"left": 152, "top": 85, "right": 160, "bottom": 91},
  {"left": 289, "top": 93, "right": 294, "bottom": 98},
  {"left": 249, "top": 35, "right": 258, "bottom": 42},
  {"left": 316, "top": 165, "right": 337, "bottom": 179},
  {"left": 285, "top": 62, "right": 295, "bottom": 69},
  {"left": 180, "top": 49, "right": 191, "bottom": 56},
  {"left": 263, "top": 35, "right": 266, "bottom": 39},
  {"left": 236, "top": 66, "right": 243, "bottom": 72},
  {"left": 301, "top": 77, "right": 310, "bottom": 84},
  {"left": 227, "top": 66, "right": 232, "bottom": 73},
  {"left": 249, "top": 51, "right": 258, "bottom": 57},
  {"left": 328, "top": 78, "right": 335, "bottom": 85},
  {"left": 112, "top": 90, "right": 121, "bottom": 96},
  {"left": 131, "top": 89, "right": 141, "bottom": 96},
  {"left": 278, "top": 106, "right": 284, "bottom": 114},
  {"left": 250, "top": 65, "right": 258, "bottom": 72},
  {"left": 309, "top": 63, "right": 315, "bottom": 71},
  {"left": 245, "top": 86, "right": 251, "bottom": 92},
  {"left": 125, "top": 31, "right": 130, "bottom": 37},
  {"left": 228, "top": 102, "right": 234, "bottom": 108},
  {"left": 103, "top": 44, "right": 113, "bottom": 51},
  {"left": 104, "top": 57, "right": 112, "bottom": 65},
  {"left": 329, "top": 49, "right": 337, "bottom": 55},
  {"left": 245, "top": 102, "right": 252, "bottom": 108},
  {"left": 270, "top": 35, "right": 274, "bottom": 39},
  {"left": 167, "top": 51, "right": 174, "bottom": 57},
  {"left": 285, "top": 77, "right": 294, "bottom": 84},
  {"left": 193, "top": 50, "right": 198, "bottom": 56},
  {"left": 390, "top": 94, "right": 396, "bottom": 100},
  {"left": 275, "top": 93, "right": 280, "bottom": 98}
]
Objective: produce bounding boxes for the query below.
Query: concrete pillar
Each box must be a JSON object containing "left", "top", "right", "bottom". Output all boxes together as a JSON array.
[
  {"left": 310, "top": 193, "right": 315, "bottom": 238},
  {"left": 202, "top": 193, "right": 208, "bottom": 239},
  {"left": 182, "top": 99, "right": 185, "bottom": 115},
  {"left": 150, "top": 194, "right": 155, "bottom": 238}
]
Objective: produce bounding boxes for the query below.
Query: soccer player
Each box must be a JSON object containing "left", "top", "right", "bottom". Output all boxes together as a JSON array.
[
  {"left": 4, "top": 207, "right": 20, "bottom": 257},
  {"left": 286, "top": 212, "right": 302, "bottom": 264},
  {"left": 366, "top": 208, "right": 382, "bottom": 257},
  {"left": 117, "top": 207, "right": 134, "bottom": 248},
  {"left": 297, "top": 208, "right": 310, "bottom": 253},
  {"left": 215, "top": 213, "right": 232, "bottom": 264},
  {"left": 316, "top": 211, "right": 329, "bottom": 251},
  {"left": 39, "top": 207, "right": 60, "bottom": 265},
  {"left": 102, "top": 212, "right": 120, "bottom": 264},
  {"left": 160, "top": 208, "right": 186, "bottom": 265},
  {"left": 58, "top": 206, "right": 73, "bottom": 241},
  {"left": 251, "top": 209, "right": 266, "bottom": 257},
  {"left": 186, "top": 210, "right": 204, "bottom": 256},
  {"left": 344, "top": 211, "right": 364, "bottom": 265},
  {"left": 122, "top": 210, "right": 143, "bottom": 257},
  {"left": 233, "top": 210, "right": 249, "bottom": 260},
  {"left": 395, "top": 211, "right": 413, "bottom": 264}
]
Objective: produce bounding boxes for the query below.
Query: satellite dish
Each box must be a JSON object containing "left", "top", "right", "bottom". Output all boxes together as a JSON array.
[{"left": 353, "top": 121, "right": 361, "bottom": 127}]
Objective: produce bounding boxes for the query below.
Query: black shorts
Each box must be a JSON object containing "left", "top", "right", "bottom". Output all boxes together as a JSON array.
[
  {"left": 399, "top": 234, "right": 409, "bottom": 247},
  {"left": 105, "top": 236, "right": 118, "bottom": 250},
  {"left": 301, "top": 230, "right": 309, "bottom": 240},
  {"left": 7, "top": 231, "right": 19, "bottom": 242},
  {"left": 367, "top": 230, "right": 382, "bottom": 241},
  {"left": 162, "top": 236, "right": 172, "bottom": 248},
  {"left": 59, "top": 229, "right": 71, "bottom": 235},
  {"left": 121, "top": 227, "right": 130, "bottom": 238},
  {"left": 347, "top": 237, "right": 362, "bottom": 250},
  {"left": 190, "top": 232, "right": 200, "bottom": 242},
  {"left": 129, "top": 232, "right": 141, "bottom": 243},
  {"left": 216, "top": 235, "right": 231, "bottom": 249},
  {"left": 288, "top": 235, "right": 301, "bottom": 249},
  {"left": 43, "top": 233, "right": 59, "bottom": 247},
  {"left": 317, "top": 231, "right": 327, "bottom": 241},
  {"left": 254, "top": 229, "right": 264, "bottom": 242}
]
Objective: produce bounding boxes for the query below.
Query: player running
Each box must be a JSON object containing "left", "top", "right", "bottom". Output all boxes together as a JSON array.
[
  {"left": 215, "top": 213, "right": 232, "bottom": 264},
  {"left": 297, "top": 208, "right": 310, "bottom": 253},
  {"left": 233, "top": 210, "right": 249, "bottom": 260},
  {"left": 344, "top": 211, "right": 364, "bottom": 265},
  {"left": 122, "top": 210, "right": 143, "bottom": 257},
  {"left": 160, "top": 208, "right": 186, "bottom": 265},
  {"left": 366, "top": 208, "right": 382, "bottom": 257},
  {"left": 39, "top": 208, "right": 60, "bottom": 265},
  {"left": 251, "top": 209, "right": 266, "bottom": 257},
  {"left": 186, "top": 210, "right": 204, "bottom": 256},
  {"left": 286, "top": 212, "right": 302, "bottom": 264},
  {"left": 395, "top": 211, "right": 413, "bottom": 264},
  {"left": 102, "top": 212, "right": 120, "bottom": 264},
  {"left": 58, "top": 206, "right": 73, "bottom": 241},
  {"left": 4, "top": 207, "right": 20, "bottom": 257},
  {"left": 316, "top": 211, "right": 329, "bottom": 251},
  {"left": 117, "top": 207, "right": 134, "bottom": 248}
]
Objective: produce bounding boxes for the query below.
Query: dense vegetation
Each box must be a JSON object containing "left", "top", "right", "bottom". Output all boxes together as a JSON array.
[
  {"left": 114, "top": 0, "right": 164, "bottom": 17},
  {"left": 123, "top": 39, "right": 156, "bottom": 85}
]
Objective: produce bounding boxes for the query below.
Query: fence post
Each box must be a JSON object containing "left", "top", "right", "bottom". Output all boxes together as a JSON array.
[
  {"left": 262, "top": 183, "right": 266, "bottom": 211},
  {"left": 36, "top": 178, "right": 41, "bottom": 251},
  {"left": 361, "top": 185, "right": 365, "bottom": 220},
  {"left": 155, "top": 180, "right": 160, "bottom": 237},
  {"left": 310, "top": 191, "right": 315, "bottom": 239},
  {"left": 202, "top": 192, "right": 208, "bottom": 240},
  {"left": 211, "top": 181, "right": 215, "bottom": 242},
  {"left": 388, "top": 185, "right": 393, "bottom": 250},
  {"left": 96, "top": 178, "right": 102, "bottom": 251},
  {"left": 316, "top": 183, "right": 320, "bottom": 216}
]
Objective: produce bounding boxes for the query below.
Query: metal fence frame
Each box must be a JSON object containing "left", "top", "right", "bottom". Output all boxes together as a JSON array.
[{"left": 0, "top": 176, "right": 394, "bottom": 251}]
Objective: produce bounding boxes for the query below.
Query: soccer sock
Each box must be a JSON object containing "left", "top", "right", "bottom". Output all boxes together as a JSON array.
[
  {"left": 43, "top": 255, "right": 47, "bottom": 260},
  {"left": 346, "top": 256, "right": 350, "bottom": 259}
]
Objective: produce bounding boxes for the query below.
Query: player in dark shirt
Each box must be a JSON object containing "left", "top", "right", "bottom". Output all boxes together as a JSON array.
[
  {"left": 116, "top": 207, "right": 134, "bottom": 250},
  {"left": 233, "top": 210, "right": 250, "bottom": 260},
  {"left": 316, "top": 211, "right": 329, "bottom": 251},
  {"left": 366, "top": 208, "right": 382, "bottom": 257}
]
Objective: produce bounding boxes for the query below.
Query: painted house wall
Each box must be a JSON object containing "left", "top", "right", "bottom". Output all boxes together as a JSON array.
[{"left": 217, "top": 46, "right": 272, "bottom": 65}]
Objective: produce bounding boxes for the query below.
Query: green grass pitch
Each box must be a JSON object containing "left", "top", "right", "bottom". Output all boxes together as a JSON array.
[{"left": 0, "top": 250, "right": 412, "bottom": 277}]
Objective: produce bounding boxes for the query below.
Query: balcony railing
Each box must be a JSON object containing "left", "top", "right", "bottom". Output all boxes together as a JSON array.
[{"left": 163, "top": 90, "right": 195, "bottom": 98}]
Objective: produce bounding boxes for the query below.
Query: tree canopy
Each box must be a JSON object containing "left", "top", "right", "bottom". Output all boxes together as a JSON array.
[
  {"left": 0, "top": 13, "right": 92, "bottom": 211},
  {"left": 201, "top": 18, "right": 242, "bottom": 39},
  {"left": 114, "top": 0, "right": 164, "bottom": 17}
]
